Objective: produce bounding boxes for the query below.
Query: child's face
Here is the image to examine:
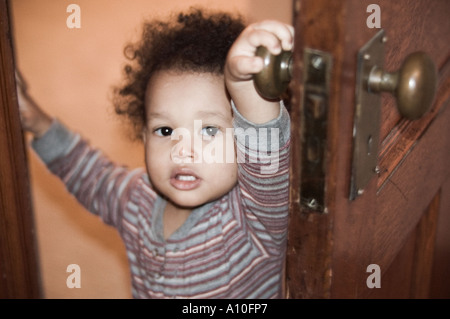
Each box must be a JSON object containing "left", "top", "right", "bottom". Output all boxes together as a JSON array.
[{"left": 143, "top": 70, "right": 238, "bottom": 209}]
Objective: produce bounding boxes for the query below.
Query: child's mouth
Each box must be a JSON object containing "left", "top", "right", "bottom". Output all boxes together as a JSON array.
[
  {"left": 170, "top": 170, "right": 201, "bottom": 190},
  {"left": 176, "top": 175, "right": 197, "bottom": 182}
]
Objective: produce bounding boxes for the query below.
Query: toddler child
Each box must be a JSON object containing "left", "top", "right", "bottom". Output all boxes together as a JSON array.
[{"left": 17, "top": 9, "right": 293, "bottom": 298}]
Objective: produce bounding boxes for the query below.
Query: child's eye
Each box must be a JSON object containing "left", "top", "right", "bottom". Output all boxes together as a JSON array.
[
  {"left": 201, "top": 126, "right": 220, "bottom": 137},
  {"left": 154, "top": 126, "right": 173, "bottom": 136}
]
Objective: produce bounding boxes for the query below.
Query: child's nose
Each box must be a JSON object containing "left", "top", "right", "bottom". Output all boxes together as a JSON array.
[
  {"left": 177, "top": 144, "right": 194, "bottom": 158},
  {"left": 170, "top": 133, "right": 199, "bottom": 163}
]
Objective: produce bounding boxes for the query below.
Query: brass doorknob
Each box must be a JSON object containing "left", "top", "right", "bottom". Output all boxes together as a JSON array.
[
  {"left": 253, "top": 46, "right": 293, "bottom": 100},
  {"left": 367, "top": 52, "right": 437, "bottom": 120},
  {"left": 254, "top": 47, "right": 437, "bottom": 120}
]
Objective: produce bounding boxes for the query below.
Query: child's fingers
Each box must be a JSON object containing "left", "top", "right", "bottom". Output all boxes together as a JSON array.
[
  {"left": 251, "top": 20, "right": 294, "bottom": 51},
  {"left": 228, "top": 55, "right": 264, "bottom": 80},
  {"left": 15, "top": 69, "right": 28, "bottom": 91},
  {"left": 246, "top": 28, "right": 285, "bottom": 56},
  {"left": 226, "top": 20, "right": 294, "bottom": 81}
]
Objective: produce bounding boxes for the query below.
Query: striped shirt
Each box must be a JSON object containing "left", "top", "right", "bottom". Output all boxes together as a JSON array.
[{"left": 32, "top": 103, "right": 290, "bottom": 298}]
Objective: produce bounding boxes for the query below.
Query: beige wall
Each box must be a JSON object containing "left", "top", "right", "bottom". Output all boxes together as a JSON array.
[{"left": 11, "top": 0, "right": 292, "bottom": 298}]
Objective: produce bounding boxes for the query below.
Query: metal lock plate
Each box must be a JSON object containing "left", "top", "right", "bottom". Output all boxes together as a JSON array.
[
  {"left": 350, "top": 30, "right": 386, "bottom": 200},
  {"left": 300, "top": 49, "right": 332, "bottom": 213}
]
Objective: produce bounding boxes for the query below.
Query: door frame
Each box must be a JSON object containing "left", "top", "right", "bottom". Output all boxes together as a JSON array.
[{"left": 0, "top": 0, "right": 41, "bottom": 298}]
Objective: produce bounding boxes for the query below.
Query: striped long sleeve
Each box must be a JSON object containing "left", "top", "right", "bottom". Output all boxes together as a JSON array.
[{"left": 32, "top": 102, "right": 290, "bottom": 299}]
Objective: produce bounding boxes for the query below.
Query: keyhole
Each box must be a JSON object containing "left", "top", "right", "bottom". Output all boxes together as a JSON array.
[{"left": 367, "top": 135, "right": 373, "bottom": 155}]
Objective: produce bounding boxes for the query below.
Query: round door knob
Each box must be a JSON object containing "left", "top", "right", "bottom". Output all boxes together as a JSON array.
[
  {"left": 253, "top": 46, "right": 293, "bottom": 100},
  {"left": 367, "top": 52, "right": 437, "bottom": 120}
]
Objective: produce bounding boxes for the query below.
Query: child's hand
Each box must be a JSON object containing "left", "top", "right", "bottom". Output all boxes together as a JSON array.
[
  {"left": 226, "top": 20, "right": 294, "bottom": 83},
  {"left": 16, "top": 71, "right": 52, "bottom": 138},
  {"left": 225, "top": 20, "right": 294, "bottom": 124}
]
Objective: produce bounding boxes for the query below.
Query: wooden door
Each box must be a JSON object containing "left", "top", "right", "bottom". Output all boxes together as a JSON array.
[
  {"left": 0, "top": 0, "right": 41, "bottom": 298},
  {"left": 287, "top": 0, "right": 450, "bottom": 298}
]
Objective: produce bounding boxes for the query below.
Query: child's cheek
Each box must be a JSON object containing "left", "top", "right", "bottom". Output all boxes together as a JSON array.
[{"left": 201, "top": 132, "right": 236, "bottom": 165}]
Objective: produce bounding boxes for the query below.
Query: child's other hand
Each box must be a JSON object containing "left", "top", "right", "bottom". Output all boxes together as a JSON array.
[
  {"left": 225, "top": 20, "right": 294, "bottom": 83},
  {"left": 16, "top": 70, "right": 52, "bottom": 138}
]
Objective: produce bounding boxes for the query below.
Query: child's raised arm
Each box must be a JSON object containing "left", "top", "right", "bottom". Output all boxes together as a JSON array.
[
  {"left": 224, "top": 20, "right": 294, "bottom": 124},
  {"left": 15, "top": 71, "right": 53, "bottom": 138}
]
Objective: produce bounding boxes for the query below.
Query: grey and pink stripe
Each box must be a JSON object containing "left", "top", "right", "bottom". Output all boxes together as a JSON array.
[{"left": 32, "top": 104, "right": 290, "bottom": 298}]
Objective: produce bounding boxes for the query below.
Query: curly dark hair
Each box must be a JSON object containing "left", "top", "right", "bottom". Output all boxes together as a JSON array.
[{"left": 112, "top": 8, "right": 246, "bottom": 141}]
